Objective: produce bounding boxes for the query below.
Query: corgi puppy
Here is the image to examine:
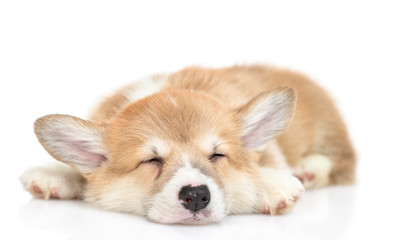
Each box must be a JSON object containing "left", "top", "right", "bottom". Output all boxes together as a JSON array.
[{"left": 20, "top": 65, "right": 356, "bottom": 224}]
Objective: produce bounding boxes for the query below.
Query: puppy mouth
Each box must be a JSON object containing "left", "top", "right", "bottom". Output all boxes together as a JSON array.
[
  {"left": 176, "top": 210, "right": 215, "bottom": 224},
  {"left": 181, "top": 216, "right": 202, "bottom": 223}
]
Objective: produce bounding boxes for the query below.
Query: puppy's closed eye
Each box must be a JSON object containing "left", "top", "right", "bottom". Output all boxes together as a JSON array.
[
  {"left": 136, "top": 157, "right": 163, "bottom": 179},
  {"left": 209, "top": 153, "right": 226, "bottom": 162},
  {"left": 146, "top": 157, "right": 163, "bottom": 165}
]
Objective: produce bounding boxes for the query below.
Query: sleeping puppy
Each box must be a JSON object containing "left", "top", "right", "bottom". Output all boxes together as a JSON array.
[{"left": 20, "top": 65, "right": 356, "bottom": 224}]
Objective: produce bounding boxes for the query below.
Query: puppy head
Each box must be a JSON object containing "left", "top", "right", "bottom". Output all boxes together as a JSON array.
[{"left": 34, "top": 88, "right": 295, "bottom": 224}]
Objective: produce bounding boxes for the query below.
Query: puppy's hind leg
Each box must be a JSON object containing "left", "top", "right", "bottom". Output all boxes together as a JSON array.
[
  {"left": 294, "top": 124, "right": 356, "bottom": 189},
  {"left": 20, "top": 161, "right": 85, "bottom": 200},
  {"left": 318, "top": 122, "right": 356, "bottom": 186}
]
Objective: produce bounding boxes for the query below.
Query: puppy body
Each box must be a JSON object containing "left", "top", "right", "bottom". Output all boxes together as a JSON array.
[{"left": 21, "top": 65, "right": 355, "bottom": 224}]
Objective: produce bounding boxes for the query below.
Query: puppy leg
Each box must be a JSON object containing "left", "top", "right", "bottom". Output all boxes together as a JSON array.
[
  {"left": 20, "top": 161, "right": 85, "bottom": 200},
  {"left": 314, "top": 122, "right": 356, "bottom": 186},
  {"left": 257, "top": 168, "right": 305, "bottom": 215}
]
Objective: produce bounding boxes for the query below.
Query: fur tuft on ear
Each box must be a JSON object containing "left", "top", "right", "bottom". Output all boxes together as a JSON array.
[
  {"left": 237, "top": 87, "right": 296, "bottom": 150},
  {"left": 34, "top": 114, "right": 107, "bottom": 174}
]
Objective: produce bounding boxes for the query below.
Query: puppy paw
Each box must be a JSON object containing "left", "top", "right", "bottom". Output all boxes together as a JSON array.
[
  {"left": 262, "top": 191, "right": 303, "bottom": 215},
  {"left": 294, "top": 172, "right": 316, "bottom": 188},
  {"left": 20, "top": 163, "right": 85, "bottom": 200},
  {"left": 294, "top": 154, "right": 332, "bottom": 189},
  {"left": 259, "top": 169, "right": 305, "bottom": 215}
]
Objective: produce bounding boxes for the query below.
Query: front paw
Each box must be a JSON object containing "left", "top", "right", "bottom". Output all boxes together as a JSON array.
[
  {"left": 20, "top": 164, "right": 85, "bottom": 200},
  {"left": 259, "top": 169, "right": 305, "bottom": 215}
]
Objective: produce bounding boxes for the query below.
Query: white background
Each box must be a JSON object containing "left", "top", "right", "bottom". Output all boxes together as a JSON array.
[{"left": 1, "top": 0, "right": 392, "bottom": 239}]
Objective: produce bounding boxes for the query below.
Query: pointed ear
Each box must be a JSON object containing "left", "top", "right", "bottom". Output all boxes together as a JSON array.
[
  {"left": 237, "top": 87, "right": 296, "bottom": 151},
  {"left": 34, "top": 114, "right": 108, "bottom": 174}
]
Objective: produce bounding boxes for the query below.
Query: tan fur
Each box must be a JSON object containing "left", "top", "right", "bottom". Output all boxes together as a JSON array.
[{"left": 22, "top": 65, "right": 356, "bottom": 224}]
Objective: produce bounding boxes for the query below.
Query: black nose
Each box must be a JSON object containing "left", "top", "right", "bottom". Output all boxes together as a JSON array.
[{"left": 178, "top": 185, "right": 210, "bottom": 212}]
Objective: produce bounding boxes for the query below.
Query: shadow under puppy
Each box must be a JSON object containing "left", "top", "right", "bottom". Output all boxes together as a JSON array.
[{"left": 20, "top": 65, "right": 356, "bottom": 224}]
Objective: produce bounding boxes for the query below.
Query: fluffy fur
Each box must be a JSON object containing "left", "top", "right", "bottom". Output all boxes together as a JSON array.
[{"left": 20, "top": 65, "right": 356, "bottom": 224}]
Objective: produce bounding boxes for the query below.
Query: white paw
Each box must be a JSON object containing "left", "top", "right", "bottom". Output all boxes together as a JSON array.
[
  {"left": 293, "top": 154, "right": 332, "bottom": 189},
  {"left": 259, "top": 169, "right": 305, "bottom": 215},
  {"left": 20, "top": 163, "right": 85, "bottom": 200}
]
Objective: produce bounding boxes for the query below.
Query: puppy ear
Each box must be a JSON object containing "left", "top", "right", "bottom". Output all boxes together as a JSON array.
[
  {"left": 237, "top": 87, "right": 296, "bottom": 151},
  {"left": 34, "top": 114, "right": 108, "bottom": 174}
]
